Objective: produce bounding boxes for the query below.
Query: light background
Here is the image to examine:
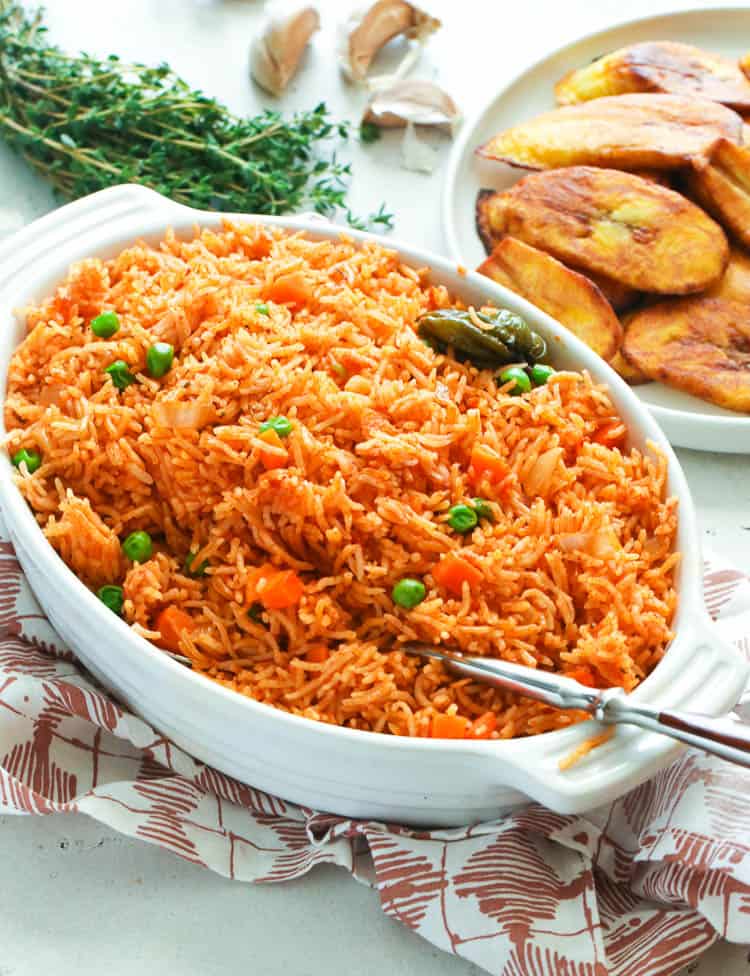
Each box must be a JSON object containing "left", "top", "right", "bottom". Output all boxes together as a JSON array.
[{"left": 1, "top": 1, "right": 748, "bottom": 973}]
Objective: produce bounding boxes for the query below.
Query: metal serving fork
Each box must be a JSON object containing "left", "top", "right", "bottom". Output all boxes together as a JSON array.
[{"left": 404, "top": 643, "right": 750, "bottom": 768}]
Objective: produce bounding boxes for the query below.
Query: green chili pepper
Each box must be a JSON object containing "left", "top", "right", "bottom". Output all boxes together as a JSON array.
[{"left": 417, "top": 307, "right": 546, "bottom": 370}]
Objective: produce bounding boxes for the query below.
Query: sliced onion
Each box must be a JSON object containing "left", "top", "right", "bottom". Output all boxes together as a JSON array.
[
  {"left": 522, "top": 447, "right": 563, "bottom": 498},
  {"left": 39, "top": 385, "right": 64, "bottom": 407},
  {"left": 151, "top": 400, "right": 215, "bottom": 429}
]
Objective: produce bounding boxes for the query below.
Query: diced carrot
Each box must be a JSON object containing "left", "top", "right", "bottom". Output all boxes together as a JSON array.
[
  {"left": 259, "top": 569, "right": 304, "bottom": 610},
  {"left": 156, "top": 606, "right": 196, "bottom": 653},
  {"left": 431, "top": 713, "right": 471, "bottom": 739},
  {"left": 258, "top": 427, "right": 288, "bottom": 470},
  {"left": 592, "top": 420, "right": 627, "bottom": 448},
  {"left": 245, "top": 565, "right": 268, "bottom": 604},
  {"left": 268, "top": 272, "right": 310, "bottom": 308},
  {"left": 468, "top": 444, "right": 509, "bottom": 485},
  {"left": 261, "top": 569, "right": 303, "bottom": 609},
  {"left": 567, "top": 665, "right": 596, "bottom": 687},
  {"left": 468, "top": 711, "right": 497, "bottom": 739},
  {"left": 241, "top": 233, "right": 272, "bottom": 260},
  {"left": 433, "top": 552, "right": 483, "bottom": 596},
  {"left": 306, "top": 644, "right": 329, "bottom": 664},
  {"left": 246, "top": 564, "right": 304, "bottom": 610}
]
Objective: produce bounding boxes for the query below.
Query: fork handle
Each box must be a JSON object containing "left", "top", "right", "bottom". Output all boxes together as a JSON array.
[{"left": 603, "top": 696, "right": 750, "bottom": 769}]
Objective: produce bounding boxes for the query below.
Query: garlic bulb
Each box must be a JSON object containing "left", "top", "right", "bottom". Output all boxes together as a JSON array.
[
  {"left": 251, "top": 5, "right": 320, "bottom": 96},
  {"left": 363, "top": 79, "right": 460, "bottom": 133},
  {"left": 339, "top": 1, "right": 441, "bottom": 84}
]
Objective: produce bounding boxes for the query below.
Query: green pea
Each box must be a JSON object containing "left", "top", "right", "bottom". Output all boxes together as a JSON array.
[
  {"left": 97, "top": 584, "right": 124, "bottom": 615},
  {"left": 259, "top": 416, "right": 293, "bottom": 438},
  {"left": 146, "top": 342, "right": 174, "bottom": 378},
  {"left": 255, "top": 303, "right": 270, "bottom": 316},
  {"left": 90, "top": 311, "right": 120, "bottom": 338},
  {"left": 11, "top": 448, "right": 41, "bottom": 474},
  {"left": 471, "top": 498, "right": 495, "bottom": 524},
  {"left": 448, "top": 504, "right": 478, "bottom": 534},
  {"left": 392, "top": 578, "right": 427, "bottom": 609},
  {"left": 530, "top": 363, "right": 556, "bottom": 387},
  {"left": 122, "top": 530, "right": 153, "bottom": 563},
  {"left": 184, "top": 551, "right": 209, "bottom": 578},
  {"left": 499, "top": 366, "right": 531, "bottom": 395},
  {"left": 105, "top": 360, "right": 136, "bottom": 391}
]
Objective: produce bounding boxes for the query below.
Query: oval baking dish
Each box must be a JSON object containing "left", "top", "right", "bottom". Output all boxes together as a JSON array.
[{"left": 0, "top": 184, "right": 746, "bottom": 827}]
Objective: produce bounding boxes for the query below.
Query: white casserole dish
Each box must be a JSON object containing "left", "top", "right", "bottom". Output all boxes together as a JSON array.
[{"left": 0, "top": 184, "right": 746, "bottom": 827}]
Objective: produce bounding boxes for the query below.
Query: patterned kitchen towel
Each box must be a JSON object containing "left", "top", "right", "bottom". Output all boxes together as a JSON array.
[{"left": 0, "top": 526, "right": 748, "bottom": 976}]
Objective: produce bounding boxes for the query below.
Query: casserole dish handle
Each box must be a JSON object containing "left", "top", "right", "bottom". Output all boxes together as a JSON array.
[
  {"left": 485, "top": 616, "right": 749, "bottom": 814},
  {"left": 0, "top": 184, "right": 188, "bottom": 295}
]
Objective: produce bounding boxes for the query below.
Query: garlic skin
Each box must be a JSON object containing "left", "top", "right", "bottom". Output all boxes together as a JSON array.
[
  {"left": 251, "top": 5, "right": 320, "bottom": 96},
  {"left": 339, "top": 1, "right": 441, "bottom": 84},
  {"left": 363, "top": 79, "right": 460, "bottom": 133},
  {"left": 401, "top": 121, "right": 438, "bottom": 173}
]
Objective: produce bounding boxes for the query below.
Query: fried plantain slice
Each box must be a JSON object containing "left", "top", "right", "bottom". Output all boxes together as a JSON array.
[
  {"left": 475, "top": 168, "right": 728, "bottom": 294},
  {"left": 623, "top": 297, "right": 750, "bottom": 412},
  {"left": 476, "top": 191, "right": 640, "bottom": 310},
  {"left": 684, "top": 138, "right": 750, "bottom": 249},
  {"left": 477, "top": 94, "right": 743, "bottom": 172},
  {"left": 477, "top": 237, "right": 622, "bottom": 360},
  {"left": 574, "top": 269, "right": 640, "bottom": 313},
  {"left": 475, "top": 188, "right": 506, "bottom": 254},
  {"left": 555, "top": 41, "right": 750, "bottom": 110},
  {"left": 610, "top": 310, "right": 649, "bottom": 385},
  {"left": 706, "top": 247, "right": 750, "bottom": 303},
  {"left": 629, "top": 169, "right": 674, "bottom": 188},
  {"left": 609, "top": 348, "right": 649, "bottom": 385}
]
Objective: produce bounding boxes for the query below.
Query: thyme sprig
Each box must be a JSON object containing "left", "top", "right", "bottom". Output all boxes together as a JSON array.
[{"left": 0, "top": 1, "right": 392, "bottom": 227}]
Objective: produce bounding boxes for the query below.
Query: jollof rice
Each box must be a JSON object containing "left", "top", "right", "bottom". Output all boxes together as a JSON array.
[{"left": 3, "top": 223, "right": 678, "bottom": 739}]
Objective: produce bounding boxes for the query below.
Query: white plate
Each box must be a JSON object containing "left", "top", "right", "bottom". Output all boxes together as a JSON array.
[{"left": 442, "top": 7, "right": 750, "bottom": 454}]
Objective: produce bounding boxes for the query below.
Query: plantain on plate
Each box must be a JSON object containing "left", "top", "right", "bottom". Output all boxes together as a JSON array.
[
  {"left": 476, "top": 166, "right": 729, "bottom": 294},
  {"left": 477, "top": 236, "right": 622, "bottom": 360},
  {"left": 683, "top": 138, "right": 750, "bottom": 250},
  {"left": 623, "top": 297, "right": 750, "bottom": 412},
  {"left": 555, "top": 41, "right": 750, "bottom": 110},
  {"left": 706, "top": 246, "right": 750, "bottom": 303},
  {"left": 477, "top": 93, "right": 743, "bottom": 172}
]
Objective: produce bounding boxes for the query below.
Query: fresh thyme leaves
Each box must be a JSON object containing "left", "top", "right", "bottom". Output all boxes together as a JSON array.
[
  {"left": 0, "top": 2, "right": 392, "bottom": 227},
  {"left": 359, "top": 121, "right": 382, "bottom": 145},
  {"left": 346, "top": 203, "right": 394, "bottom": 232}
]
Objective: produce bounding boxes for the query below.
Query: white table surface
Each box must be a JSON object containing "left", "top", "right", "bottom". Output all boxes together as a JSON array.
[{"left": 1, "top": 1, "right": 749, "bottom": 973}]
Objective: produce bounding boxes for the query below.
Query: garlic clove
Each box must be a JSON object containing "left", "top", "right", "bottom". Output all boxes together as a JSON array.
[
  {"left": 401, "top": 121, "right": 438, "bottom": 173},
  {"left": 339, "top": 1, "right": 441, "bottom": 83},
  {"left": 363, "top": 79, "right": 460, "bottom": 133},
  {"left": 251, "top": 5, "right": 321, "bottom": 96}
]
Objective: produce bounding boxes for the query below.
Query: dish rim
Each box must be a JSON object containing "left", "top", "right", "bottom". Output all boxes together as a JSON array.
[{"left": 0, "top": 183, "right": 742, "bottom": 806}]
